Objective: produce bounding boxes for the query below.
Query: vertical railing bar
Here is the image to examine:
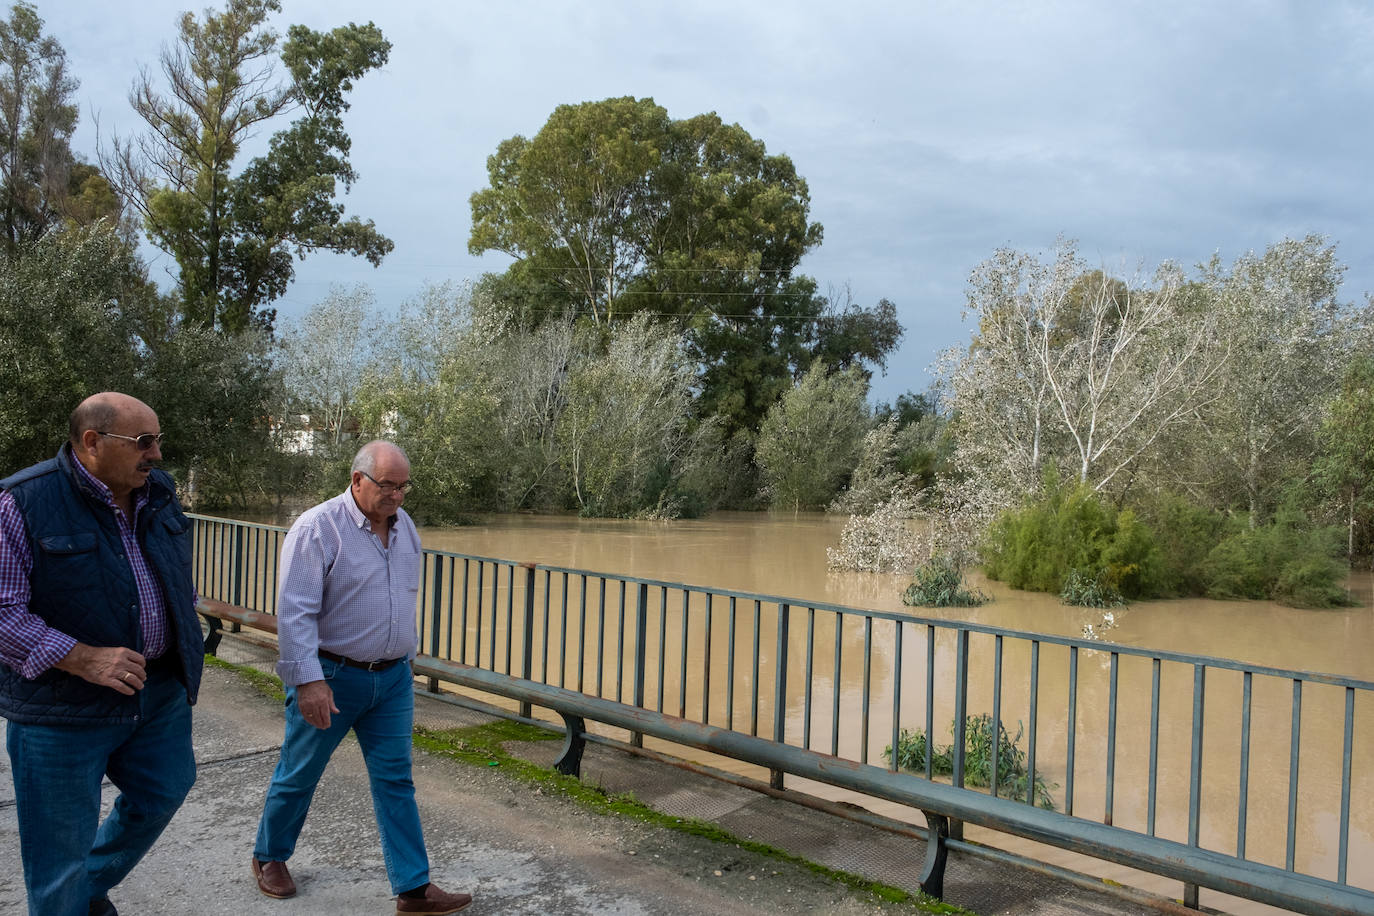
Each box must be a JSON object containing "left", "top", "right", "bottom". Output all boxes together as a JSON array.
[
  {"left": 1187, "top": 664, "right": 1206, "bottom": 850},
  {"left": 678, "top": 590, "right": 690, "bottom": 718},
  {"left": 1065, "top": 645, "right": 1076, "bottom": 814},
  {"left": 951, "top": 629, "right": 969, "bottom": 789},
  {"left": 595, "top": 577, "right": 607, "bottom": 698},
  {"left": 702, "top": 593, "right": 714, "bottom": 724},
  {"left": 831, "top": 613, "right": 843, "bottom": 757},
  {"left": 459, "top": 559, "right": 471, "bottom": 665},
  {"left": 751, "top": 599, "right": 761, "bottom": 737},
  {"left": 1106, "top": 651, "right": 1119, "bottom": 825},
  {"left": 474, "top": 563, "right": 486, "bottom": 668},
  {"left": 576, "top": 574, "right": 587, "bottom": 693},
  {"left": 890, "top": 620, "right": 903, "bottom": 772},
  {"left": 1237, "top": 670, "right": 1252, "bottom": 858},
  {"left": 656, "top": 588, "right": 667, "bottom": 712},
  {"left": 770, "top": 603, "right": 791, "bottom": 789},
  {"left": 444, "top": 557, "right": 456, "bottom": 661},
  {"left": 616, "top": 580, "right": 627, "bottom": 704},
  {"left": 726, "top": 596, "right": 737, "bottom": 731},
  {"left": 1026, "top": 640, "right": 1040, "bottom": 807},
  {"left": 993, "top": 635, "right": 1004, "bottom": 800},
  {"left": 428, "top": 555, "right": 443, "bottom": 660},
  {"left": 1338, "top": 686, "right": 1353, "bottom": 884},
  {"left": 803, "top": 606, "right": 815, "bottom": 750},
  {"left": 1286, "top": 678, "right": 1302, "bottom": 871},
  {"left": 861, "top": 615, "right": 873, "bottom": 765},
  {"left": 488, "top": 562, "right": 499, "bottom": 671},
  {"left": 540, "top": 569, "right": 551, "bottom": 681},
  {"left": 558, "top": 572, "right": 569, "bottom": 688},
  {"left": 519, "top": 565, "right": 535, "bottom": 716},
  {"left": 632, "top": 582, "right": 649, "bottom": 733},
  {"left": 505, "top": 564, "right": 516, "bottom": 675},
  {"left": 1147, "top": 658, "right": 1161, "bottom": 836},
  {"left": 925, "top": 624, "right": 935, "bottom": 780}
]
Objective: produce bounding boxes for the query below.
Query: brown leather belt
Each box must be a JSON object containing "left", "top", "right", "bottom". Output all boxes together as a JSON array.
[{"left": 318, "top": 649, "right": 405, "bottom": 672}]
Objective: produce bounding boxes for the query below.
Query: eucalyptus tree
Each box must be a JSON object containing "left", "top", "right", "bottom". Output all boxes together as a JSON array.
[
  {"left": 557, "top": 313, "right": 698, "bottom": 517},
  {"left": 0, "top": 2, "right": 119, "bottom": 249},
  {"left": 276, "top": 284, "right": 379, "bottom": 453},
  {"left": 1186, "top": 236, "right": 1372, "bottom": 524},
  {"left": 110, "top": 0, "right": 392, "bottom": 332},
  {"left": 755, "top": 364, "right": 871, "bottom": 511},
  {"left": 946, "top": 242, "right": 1226, "bottom": 496}
]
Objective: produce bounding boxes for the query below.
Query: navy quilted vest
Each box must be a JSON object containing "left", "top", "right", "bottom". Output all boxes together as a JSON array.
[{"left": 0, "top": 445, "right": 203, "bottom": 724}]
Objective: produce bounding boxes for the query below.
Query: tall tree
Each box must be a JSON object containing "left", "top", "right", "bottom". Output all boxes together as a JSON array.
[
  {"left": 755, "top": 364, "right": 871, "bottom": 511},
  {"left": 0, "top": 2, "right": 117, "bottom": 249},
  {"left": 111, "top": 0, "right": 392, "bottom": 332},
  {"left": 276, "top": 284, "right": 378, "bottom": 452},
  {"left": 1188, "top": 236, "right": 1372, "bottom": 524},
  {"left": 1313, "top": 354, "right": 1374, "bottom": 558}
]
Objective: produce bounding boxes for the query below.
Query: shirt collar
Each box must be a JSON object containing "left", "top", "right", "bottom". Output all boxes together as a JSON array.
[
  {"left": 343, "top": 487, "right": 395, "bottom": 533},
  {"left": 72, "top": 451, "right": 148, "bottom": 513}
]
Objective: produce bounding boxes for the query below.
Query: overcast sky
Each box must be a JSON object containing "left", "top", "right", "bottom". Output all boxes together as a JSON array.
[{"left": 44, "top": 0, "right": 1374, "bottom": 403}]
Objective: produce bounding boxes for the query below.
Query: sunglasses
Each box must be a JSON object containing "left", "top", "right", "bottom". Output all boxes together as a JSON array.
[{"left": 98, "top": 431, "right": 165, "bottom": 451}]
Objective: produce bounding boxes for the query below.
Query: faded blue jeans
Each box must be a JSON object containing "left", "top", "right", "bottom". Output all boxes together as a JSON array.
[
  {"left": 253, "top": 655, "right": 429, "bottom": 893},
  {"left": 5, "top": 667, "right": 196, "bottom": 916}
]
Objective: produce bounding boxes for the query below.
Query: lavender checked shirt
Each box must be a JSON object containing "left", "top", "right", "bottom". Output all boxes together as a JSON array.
[
  {"left": 274, "top": 488, "right": 422, "bottom": 687},
  {"left": 0, "top": 458, "right": 169, "bottom": 678}
]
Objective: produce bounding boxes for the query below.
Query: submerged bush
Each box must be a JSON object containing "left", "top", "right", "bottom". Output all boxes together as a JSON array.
[
  {"left": 1060, "top": 568, "right": 1126, "bottom": 608},
  {"left": 901, "top": 555, "right": 988, "bottom": 607},
  {"left": 1201, "top": 510, "right": 1354, "bottom": 608},
  {"left": 886, "top": 714, "right": 1056, "bottom": 809}
]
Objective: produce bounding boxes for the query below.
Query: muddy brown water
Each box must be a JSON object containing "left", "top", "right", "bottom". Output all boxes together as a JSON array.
[{"left": 225, "top": 508, "right": 1374, "bottom": 914}]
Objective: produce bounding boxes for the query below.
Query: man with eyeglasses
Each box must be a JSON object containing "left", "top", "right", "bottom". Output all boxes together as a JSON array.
[
  {"left": 0, "top": 392, "right": 202, "bottom": 916},
  {"left": 252, "top": 440, "right": 471, "bottom": 914}
]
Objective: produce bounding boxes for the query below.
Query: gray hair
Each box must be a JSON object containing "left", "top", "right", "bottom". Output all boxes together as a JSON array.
[{"left": 351, "top": 440, "right": 407, "bottom": 475}]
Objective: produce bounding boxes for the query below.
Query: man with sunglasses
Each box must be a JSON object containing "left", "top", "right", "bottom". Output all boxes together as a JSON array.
[
  {"left": 0, "top": 392, "right": 202, "bottom": 916},
  {"left": 252, "top": 440, "right": 471, "bottom": 914}
]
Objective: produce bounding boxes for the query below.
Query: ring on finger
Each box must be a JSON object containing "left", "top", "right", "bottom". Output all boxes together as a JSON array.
[{"left": 122, "top": 672, "right": 132, "bottom": 683}]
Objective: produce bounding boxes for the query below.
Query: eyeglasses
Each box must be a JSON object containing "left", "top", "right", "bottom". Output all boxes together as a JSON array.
[
  {"left": 98, "top": 431, "right": 165, "bottom": 450},
  {"left": 359, "top": 471, "right": 413, "bottom": 495}
]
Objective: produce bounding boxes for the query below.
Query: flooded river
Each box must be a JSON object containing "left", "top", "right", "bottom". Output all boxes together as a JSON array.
[{"left": 225, "top": 508, "right": 1374, "bottom": 913}]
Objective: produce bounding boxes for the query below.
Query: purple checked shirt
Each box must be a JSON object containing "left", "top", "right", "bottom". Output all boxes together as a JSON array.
[
  {"left": 0, "top": 457, "right": 169, "bottom": 679},
  {"left": 274, "top": 489, "right": 422, "bottom": 687}
]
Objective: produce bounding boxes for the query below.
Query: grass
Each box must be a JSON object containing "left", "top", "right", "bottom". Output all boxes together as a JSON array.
[{"left": 210, "top": 655, "right": 971, "bottom": 915}]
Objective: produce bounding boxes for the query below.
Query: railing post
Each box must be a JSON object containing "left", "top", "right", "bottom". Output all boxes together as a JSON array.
[
  {"left": 229, "top": 525, "right": 244, "bottom": 632},
  {"left": 631, "top": 582, "right": 648, "bottom": 748},
  {"left": 770, "top": 602, "right": 790, "bottom": 790},
  {"left": 519, "top": 565, "right": 536, "bottom": 718},
  {"left": 950, "top": 628, "right": 969, "bottom": 840}
]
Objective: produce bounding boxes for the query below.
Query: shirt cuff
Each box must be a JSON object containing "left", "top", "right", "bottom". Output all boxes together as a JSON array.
[
  {"left": 276, "top": 656, "right": 324, "bottom": 687},
  {"left": 23, "top": 630, "right": 78, "bottom": 680}
]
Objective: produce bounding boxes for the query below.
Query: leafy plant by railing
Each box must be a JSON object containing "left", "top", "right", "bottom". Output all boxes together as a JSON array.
[
  {"left": 886, "top": 714, "right": 1057, "bottom": 809},
  {"left": 901, "top": 555, "right": 989, "bottom": 607}
]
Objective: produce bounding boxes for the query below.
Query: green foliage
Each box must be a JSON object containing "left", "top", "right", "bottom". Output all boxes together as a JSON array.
[
  {"left": 1059, "top": 569, "right": 1125, "bottom": 608},
  {"left": 121, "top": 0, "right": 392, "bottom": 332},
  {"left": 755, "top": 364, "right": 870, "bottom": 511},
  {"left": 981, "top": 473, "right": 1162, "bottom": 598},
  {"left": 902, "top": 556, "right": 988, "bottom": 607},
  {"left": 1133, "top": 494, "right": 1228, "bottom": 597},
  {"left": 1312, "top": 356, "right": 1374, "bottom": 559},
  {"left": 0, "top": 224, "right": 143, "bottom": 468},
  {"left": 886, "top": 715, "right": 1056, "bottom": 809},
  {"left": 1200, "top": 510, "right": 1354, "bottom": 608}
]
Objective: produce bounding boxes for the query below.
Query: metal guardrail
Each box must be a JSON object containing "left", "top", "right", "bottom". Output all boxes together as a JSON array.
[{"left": 190, "top": 514, "right": 1374, "bottom": 915}]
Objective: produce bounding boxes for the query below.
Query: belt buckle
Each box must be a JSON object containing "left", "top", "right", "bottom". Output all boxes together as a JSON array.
[{"left": 365, "top": 659, "right": 384, "bottom": 672}]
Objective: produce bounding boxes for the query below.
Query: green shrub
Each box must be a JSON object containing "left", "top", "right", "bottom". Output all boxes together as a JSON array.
[
  {"left": 1201, "top": 510, "right": 1355, "bottom": 608},
  {"left": 902, "top": 555, "right": 989, "bottom": 607},
  {"left": 982, "top": 473, "right": 1160, "bottom": 598},
  {"left": 1134, "top": 494, "right": 1228, "bottom": 597},
  {"left": 1060, "top": 568, "right": 1126, "bottom": 608},
  {"left": 886, "top": 714, "right": 1057, "bottom": 809}
]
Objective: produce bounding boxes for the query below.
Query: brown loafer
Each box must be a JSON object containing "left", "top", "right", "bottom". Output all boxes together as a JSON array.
[
  {"left": 395, "top": 882, "right": 472, "bottom": 914},
  {"left": 252, "top": 858, "right": 297, "bottom": 899}
]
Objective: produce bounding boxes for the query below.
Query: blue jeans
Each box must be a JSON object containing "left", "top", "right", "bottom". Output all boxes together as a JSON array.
[
  {"left": 254, "top": 657, "right": 429, "bottom": 893},
  {"left": 5, "top": 668, "right": 196, "bottom": 916}
]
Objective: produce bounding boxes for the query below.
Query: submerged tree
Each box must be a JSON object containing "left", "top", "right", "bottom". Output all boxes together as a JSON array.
[{"left": 109, "top": 0, "right": 392, "bottom": 332}]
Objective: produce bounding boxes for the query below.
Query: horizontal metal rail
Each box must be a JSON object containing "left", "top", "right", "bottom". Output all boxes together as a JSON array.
[{"left": 191, "top": 515, "right": 1374, "bottom": 915}]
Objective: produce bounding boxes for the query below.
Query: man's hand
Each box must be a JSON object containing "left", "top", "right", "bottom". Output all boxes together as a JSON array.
[
  {"left": 296, "top": 679, "right": 340, "bottom": 730},
  {"left": 54, "top": 644, "right": 147, "bottom": 695}
]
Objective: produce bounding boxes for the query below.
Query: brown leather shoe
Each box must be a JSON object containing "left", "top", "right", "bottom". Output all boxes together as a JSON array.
[
  {"left": 252, "top": 858, "right": 297, "bottom": 898},
  {"left": 395, "top": 882, "right": 472, "bottom": 914}
]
